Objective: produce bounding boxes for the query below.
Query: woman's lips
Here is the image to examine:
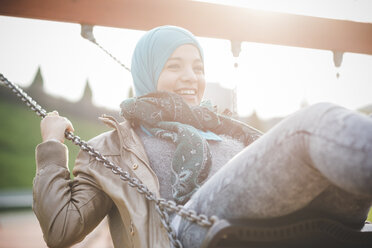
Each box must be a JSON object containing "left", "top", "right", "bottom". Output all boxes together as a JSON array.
[
  {"left": 174, "top": 89, "right": 198, "bottom": 104},
  {"left": 175, "top": 89, "right": 197, "bottom": 95}
]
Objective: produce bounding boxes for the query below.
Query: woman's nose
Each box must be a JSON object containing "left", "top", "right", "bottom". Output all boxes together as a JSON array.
[{"left": 181, "top": 66, "right": 197, "bottom": 83}]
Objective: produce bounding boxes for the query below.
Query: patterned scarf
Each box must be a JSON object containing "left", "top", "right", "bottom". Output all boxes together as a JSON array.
[{"left": 120, "top": 92, "right": 262, "bottom": 204}]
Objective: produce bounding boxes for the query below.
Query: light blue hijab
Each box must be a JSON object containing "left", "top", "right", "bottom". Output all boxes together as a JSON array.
[{"left": 131, "top": 25, "right": 204, "bottom": 97}]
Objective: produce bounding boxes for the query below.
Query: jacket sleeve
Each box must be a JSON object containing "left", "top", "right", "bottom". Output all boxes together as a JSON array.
[{"left": 33, "top": 140, "right": 113, "bottom": 248}]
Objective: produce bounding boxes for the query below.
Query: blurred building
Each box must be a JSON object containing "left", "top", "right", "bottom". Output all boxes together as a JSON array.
[
  {"left": 4, "top": 68, "right": 370, "bottom": 134},
  {"left": 203, "top": 82, "right": 236, "bottom": 114},
  {"left": 0, "top": 66, "right": 120, "bottom": 121}
]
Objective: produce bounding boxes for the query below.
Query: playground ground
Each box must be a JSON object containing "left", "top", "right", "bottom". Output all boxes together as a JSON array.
[{"left": 0, "top": 210, "right": 113, "bottom": 248}]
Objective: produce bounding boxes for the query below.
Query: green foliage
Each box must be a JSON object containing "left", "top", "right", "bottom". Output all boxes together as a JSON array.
[{"left": 0, "top": 98, "right": 109, "bottom": 189}]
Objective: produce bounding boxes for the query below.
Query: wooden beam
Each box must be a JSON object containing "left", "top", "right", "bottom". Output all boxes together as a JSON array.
[{"left": 1, "top": 0, "right": 372, "bottom": 54}]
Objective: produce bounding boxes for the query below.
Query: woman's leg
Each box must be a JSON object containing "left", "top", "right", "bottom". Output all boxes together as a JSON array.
[{"left": 177, "top": 103, "right": 372, "bottom": 247}]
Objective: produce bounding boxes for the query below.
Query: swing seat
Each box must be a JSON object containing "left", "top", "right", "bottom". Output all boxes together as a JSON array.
[{"left": 202, "top": 215, "right": 372, "bottom": 248}]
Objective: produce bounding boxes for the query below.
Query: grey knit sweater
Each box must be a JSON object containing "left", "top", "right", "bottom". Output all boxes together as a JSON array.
[{"left": 135, "top": 127, "right": 245, "bottom": 201}]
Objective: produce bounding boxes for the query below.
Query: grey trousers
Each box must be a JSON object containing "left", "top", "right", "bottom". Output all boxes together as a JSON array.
[{"left": 177, "top": 103, "right": 372, "bottom": 248}]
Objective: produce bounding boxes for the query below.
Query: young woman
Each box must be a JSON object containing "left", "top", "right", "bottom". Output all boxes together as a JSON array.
[{"left": 34, "top": 26, "right": 372, "bottom": 248}]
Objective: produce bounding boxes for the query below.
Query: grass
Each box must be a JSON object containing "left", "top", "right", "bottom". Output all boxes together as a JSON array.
[{"left": 0, "top": 98, "right": 109, "bottom": 189}]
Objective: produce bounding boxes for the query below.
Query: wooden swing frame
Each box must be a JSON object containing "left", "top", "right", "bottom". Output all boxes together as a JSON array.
[{"left": 1, "top": 0, "right": 372, "bottom": 55}]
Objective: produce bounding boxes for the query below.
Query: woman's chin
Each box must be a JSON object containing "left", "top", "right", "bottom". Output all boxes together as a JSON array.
[{"left": 181, "top": 96, "right": 199, "bottom": 106}]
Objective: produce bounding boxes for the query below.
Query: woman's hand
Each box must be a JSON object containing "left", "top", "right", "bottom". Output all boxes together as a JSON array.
[{"left": 40, "top": 111, "right": 74, "bottom": 143}]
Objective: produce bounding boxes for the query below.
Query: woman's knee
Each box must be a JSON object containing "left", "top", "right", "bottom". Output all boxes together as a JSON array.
[
  {"left": 270, "top": 102, "right": 340, "bottom": 139},
  {"left": 294, "top": 102, "right": 348, "bottom": 132},
  {"left": 302, "top": 102, "right": 339, "bottom": 118}
]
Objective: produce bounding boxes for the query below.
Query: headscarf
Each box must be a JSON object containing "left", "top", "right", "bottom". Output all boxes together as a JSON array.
[{"left": 131, "top": 25, "right": 204, "bottom": 97}]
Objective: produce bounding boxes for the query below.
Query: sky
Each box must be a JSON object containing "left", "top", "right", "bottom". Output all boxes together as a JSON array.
[{"left": 0, "top": 0, "right": 372, "bottom": 119}]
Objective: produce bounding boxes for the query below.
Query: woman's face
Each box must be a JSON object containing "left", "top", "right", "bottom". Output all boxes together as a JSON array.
[{"left": 157, "top": 44, "right": 205, "bottom": 106}]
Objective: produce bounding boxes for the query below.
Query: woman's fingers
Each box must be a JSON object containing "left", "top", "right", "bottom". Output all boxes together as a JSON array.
[
  {"left": 41, "top": 111, "right": 74, "bottom": 143},
  {"left": 65, "top": 118, "right": 75, "bottom": 133},
  {"left": 46, "top": 110, "right": 59, "bottom": 116}
]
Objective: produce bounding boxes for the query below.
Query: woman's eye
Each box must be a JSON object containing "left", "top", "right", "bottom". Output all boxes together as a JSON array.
[
  {"left": 167, "top": 64, "right": 180, "bottom": 70},
  {"left": 194, "top": 65, "right": 204, "bottom": 73}
]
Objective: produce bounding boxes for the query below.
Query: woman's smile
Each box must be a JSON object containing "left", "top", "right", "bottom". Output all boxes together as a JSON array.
[{"left": 174, "top": 88, "right": 198, "bottom": 102}]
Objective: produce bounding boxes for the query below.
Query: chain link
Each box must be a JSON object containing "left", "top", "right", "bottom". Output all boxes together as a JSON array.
[
  {"left": 0, "top": 74, "right": 47, "bottom": 118},
  {"left": 0, "top": 73, "right": 219, "bottom": 248},
  {"left": 91, "top": 40, "right": 131, "bottom": 73}
]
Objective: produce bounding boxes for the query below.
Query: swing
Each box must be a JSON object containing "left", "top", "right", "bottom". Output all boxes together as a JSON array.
[
  {"left": 1, "top": 26, "right": 372, "bottom": 248},
  {"left": 202, "top": 212, "right": 372, "bottom": 248}
]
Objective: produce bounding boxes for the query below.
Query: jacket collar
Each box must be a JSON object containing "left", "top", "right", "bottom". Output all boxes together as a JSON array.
[
  {"left": 99, "top": 114, "right": 160, "bottom": 196},
  {"left": 100, "top": 115, "right": 149, "bottom": 163}
]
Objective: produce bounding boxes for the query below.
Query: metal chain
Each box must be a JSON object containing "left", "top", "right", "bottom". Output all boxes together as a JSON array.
[
  {"left": 0, "top": 73, "right": 218, "bottom": 248},
  {"left": 80, "top": 24, "right": 131, "bottom": 72},
  {"left": 91, "top": 40, "right": 131, "bottom": 72}
]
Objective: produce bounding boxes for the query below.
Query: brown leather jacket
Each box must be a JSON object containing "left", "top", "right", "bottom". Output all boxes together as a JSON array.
[{"left": 33, "top": 115, "right": 170, "bottom": 248}]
